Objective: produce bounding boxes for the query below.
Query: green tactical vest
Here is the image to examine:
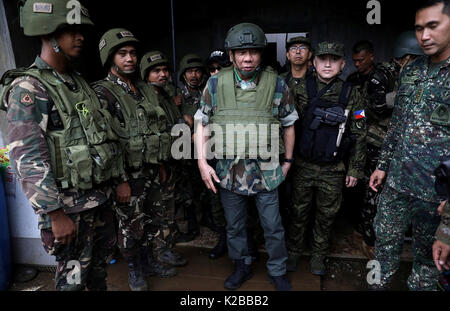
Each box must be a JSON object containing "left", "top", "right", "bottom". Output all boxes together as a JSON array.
[
  {"left": 211, "top": 67, "right": 283, "bottom": 158},
  {"left": 92, "top": 79, "right": 171, "bottom": 169},
  {"left": 0, "top": 67, "right": 122, "bottom": 190},
  {"left": 156, "top": 88, "right": 182, "bottom": 128}
]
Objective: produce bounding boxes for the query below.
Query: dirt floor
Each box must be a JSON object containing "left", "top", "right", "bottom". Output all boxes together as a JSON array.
[{"left": 7, "top": 212, "right": 415, "bottom": 291}]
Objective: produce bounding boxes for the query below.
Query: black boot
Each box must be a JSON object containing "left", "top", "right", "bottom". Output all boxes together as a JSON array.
[
  {"left": 158, "top": 249, "right": 188, "bottom": 267},
  {"left": 141, "top": 247, "right": 177, "bottom": 278},
  {"left": 209, "top": 227, "right": 227, "bottom": 259},
  {"left": 126, "top": 257, "right": 148, "bottom": 291},
  {"left": 224, "top": 259, "right": 253, "bottom": 290},
  {"left": 176, "top": 204, "right": 200, "bottom": 243}
]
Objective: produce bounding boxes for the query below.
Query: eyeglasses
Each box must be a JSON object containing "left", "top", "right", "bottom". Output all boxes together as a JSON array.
[
  {"left": 289, "top": 45, "right": 308, "bottom": 52},
  {"left": 209, "top": 66, "right": 221, "bottom": 73}
]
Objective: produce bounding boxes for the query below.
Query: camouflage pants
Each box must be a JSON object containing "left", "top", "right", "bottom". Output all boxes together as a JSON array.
[
  {"left": 40, "top": 203, "right": 116, "bottom": 291},
  {"left": 357, "top": 145, "right": 381, "bottom": 246},
  {"left": 373, "top": 186, "right": 441, "bottom": 291},
  {"left": 113, "top": 166, "right": 161, "bottom": 261},
  {"left": 287, "top": 161, "right": 345, "bottom": 256},
  {"left": 148, "top": 165, "right": 179, "bottom": 255}
]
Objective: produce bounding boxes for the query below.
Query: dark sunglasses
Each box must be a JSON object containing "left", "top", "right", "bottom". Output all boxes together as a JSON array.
[{"left": 209, "top": 66, "right": 222, "bottom": 72}]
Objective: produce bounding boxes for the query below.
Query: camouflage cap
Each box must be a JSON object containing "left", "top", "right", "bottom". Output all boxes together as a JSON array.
[
  {"left": 315, "top": 42, "right": 345, "bottom": 57},
  {"left": 286, "top": 36, "right": 311, "bottom": 49}
]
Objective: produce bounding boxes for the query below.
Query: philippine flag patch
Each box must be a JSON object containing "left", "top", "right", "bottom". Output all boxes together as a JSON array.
[{"left": 354, "top": 110, "right": 366, "bottom": 120}]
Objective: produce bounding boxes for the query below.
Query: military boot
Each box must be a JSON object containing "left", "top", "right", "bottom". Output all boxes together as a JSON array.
[
  {"left": 209, "top": 226, "right": 228, "bottom": 259},
  {"left": 310, "top": 255, "right": 326, "bottom": 276},
  {"left": 126, "top": 258, "right": 148, "bottom": 291},
  {"left": 286, "top": 252, "right": 300, "bottom": 272},
  {"left": 158, "top": 249, "right": 188, "bottom": 267},
  {"left": 224, "top": 259, "right": 253, "bottom": 290},
  {"left": 269, "top": 274, "right": 292, "bottom": 291},
  {"left": 141, "top": 247, "right": 177, "bottom": 278}
]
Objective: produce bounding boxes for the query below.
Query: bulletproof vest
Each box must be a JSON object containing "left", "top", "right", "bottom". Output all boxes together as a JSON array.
[
  {"left": 297, "top": 75, "right": 353, "bottom": 163},
  {"left": 92, "top": 79, "right": 171, "bottom": 169},
  {"left": 156, "top": 86, "right": 182, "bottom": 128},
  {"left": 211, "top": 67, "right": 282, "bottom": 158},
  {"left": 0, "top": 67, "right": 122, "bottom": 190}
]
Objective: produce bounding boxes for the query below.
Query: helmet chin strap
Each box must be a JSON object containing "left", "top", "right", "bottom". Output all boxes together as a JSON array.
[
  {"left": 114, "top": 64, "right": 136, "bottom": 77},
  {"left": 150, "top": 81, "right": 165, "bottom": 88}
]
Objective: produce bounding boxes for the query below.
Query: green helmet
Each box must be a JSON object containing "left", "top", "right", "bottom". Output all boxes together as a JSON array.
[
  {"left": 179, "top": 53, "right": 205, "bottom": 77},
  {"left": 393, "top": 31, "right": 424, "bottom": 58},
  {"left": 140, "top": 51, "right": 170, "bottom": 81},
  {"left": 19, "top": 0, "right": 93, "bottom": 36},
  {"left": 224, "top": 23, "right": 267, "bottom": 50},
  {"left": 99, "top": 28, "right": 139, "bottom": 67}
]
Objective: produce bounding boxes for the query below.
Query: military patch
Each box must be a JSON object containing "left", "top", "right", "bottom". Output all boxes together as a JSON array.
[
  {"left": 370, "top": 78, "right": 380, "bottom": 85},
  {"left": 118, "top": 31, "right": 134, "bottom": 39},
  {"left": 99, "top": 39, "right": 106, "bottom": 51},
  {"left": 430, "top": 104, "right": 449, "bottom": 126},
  {"left": 33, "top": 2, "right": 52, "bottom": 13},
  {"left": 20, "top": 93, "right": 35, "bottom": 106},
  {"left": 150, "top": 54, "right": 162, "bottom": 62}
]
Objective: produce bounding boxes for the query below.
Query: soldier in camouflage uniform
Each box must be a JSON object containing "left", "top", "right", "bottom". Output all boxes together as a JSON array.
[
  {"left": 92, "top": 29, "right": 176, "bottom": 291},
  {"left": 286, "top": 42, "right": 367, "bottom": 276},
  {"left": 195, "top": 23, "right": 298, "bottom": 291},
  {"left": 369, "top": 0, "right": 450, "bottom": 290},
  {"left": 279, "top": 36, "right": 313, "bottom": 235},
  {"left": 139, "top": 51, "right": 188, "bottom": 267},
  {"left": 0, "top": 0, "right": 120, "bottom": 291},
  {"left": 175, "top": 54, "right": 208, "bottom": 242},
  {"left": 345, "top": 40, "right": 397, "bottom": 250}
]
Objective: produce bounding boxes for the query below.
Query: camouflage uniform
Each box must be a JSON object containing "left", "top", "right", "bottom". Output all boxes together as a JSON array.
[
  {"left": 93, "top": 73, "right": 162, "bottom": 261},
  {"left": 373, "top": 56, "right": 449, "bottom": 291},
  {"left": 1, "top": 56, "right": 117, "bottom": 291},
  {"left": 148, "top": 83, "right": 183, "bottom": 254},
  {"left": 345, "top": 62, "right": 397, "bottom": 246},
  {"left": 288, "top": 71, "right": 367, "bottom": 257},
  {"left": 194, "top": 67, "right": 299, "bottom": 276},
  {"left": 436, "top": 202, "right": 450, "bottom": 246}
]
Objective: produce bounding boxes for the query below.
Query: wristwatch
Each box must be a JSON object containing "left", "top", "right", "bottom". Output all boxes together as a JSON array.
[{"left": 283, "top": 158, "right": 294, "bottom": 164}]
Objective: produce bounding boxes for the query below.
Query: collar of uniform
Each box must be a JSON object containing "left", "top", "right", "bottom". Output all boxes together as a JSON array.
[
  {"left": 234, "top": 68, "right": 261, "bottom": 89},
  {"left": 107, "top": 72, "right": 135, "bottom": 95},
  {"left": 33, "top": 56, "right": 77, "bottom": 89},
  {"left": 33, "top": 56, "right": 54, "bottom": 70}
]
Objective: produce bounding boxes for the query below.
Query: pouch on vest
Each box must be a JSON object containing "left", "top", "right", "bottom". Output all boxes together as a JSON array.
[
  {"left": 126, "top": 136, "right": 144, "bottom": 169},
  {"left": 66, "top": 145, "right": 93, "bottom": 190}
]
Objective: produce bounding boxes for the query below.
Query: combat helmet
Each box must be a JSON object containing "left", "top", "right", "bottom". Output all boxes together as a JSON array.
[
  {"left": 19, "top": 0, "right": 93, "bottom": 36},
  {"left": 179, "top": 54, "right": 205, "bottom": 82},
  {"left": 99, "top": 28, "right": 139, "bottom": 67},
  {"left": 224, "top": 23, "right": 267, "bottom": 50},
  {"left": 140, "top": 51, "right": 170, "bottom": 81},
  {"left": 393, "top": 31, "right": 424, "bottom": 58}
]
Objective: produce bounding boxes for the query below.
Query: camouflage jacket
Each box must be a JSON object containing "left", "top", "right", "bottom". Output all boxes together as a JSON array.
[
  {"left": 347, "top": 63, "right": 397, "bottom": 147},
  {"left": 436, "top": 201, "right": 450, "bottom": 246},
  {"left": 280, "top": 69, "right": 309, "bottom": 113},
  {"left": 194, "top": 68, "right": 299, "bottom": 196},
  {"left": 294, "top": 73, "right": 367, "bottom": 179},
  {"left": 377, "top": 56, "right": 450, "bottom": 203},
  {"left": 1, "top": 56, "right": 109, "bottom": 229},
  {"left": 153, "top": 84, "right": 182, "bottom": 129},
  {"left": 179, "top": 83, "right": 203, "bottom": 118}
]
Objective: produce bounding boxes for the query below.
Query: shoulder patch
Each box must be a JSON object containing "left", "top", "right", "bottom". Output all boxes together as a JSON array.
[{"left": 20, "top": 93, "right": 35, "bottom": 106}]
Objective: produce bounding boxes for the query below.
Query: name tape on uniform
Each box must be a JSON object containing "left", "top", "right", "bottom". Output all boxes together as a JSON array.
[
  {"left": 33, "top": 3, "right": 53, "bottom": 13},
  {"left": 99, "top": 39, "right": 106, "bottom": 51}
]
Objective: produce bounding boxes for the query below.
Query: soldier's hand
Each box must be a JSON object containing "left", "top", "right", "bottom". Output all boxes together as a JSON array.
[
  {"left": 183, "top": 115, "right": 193, "bottom": 128},
  {"left": 438, "top": 200, "right": 447, "bottom": 215},
  {"left": 174, "top": 94, "right": 182, "bottom": 106},
  {"left": 116, "top": 182, "right": 131, "bottom": 203},
  {"left": 369, "top": 169, "right": 386, "bottom": 192},
  {"left": 48, "top": 209, "right": 77, "bottom": 245},
  {"left": 432, "top": 239, "right": 450, "bottom": 272},
  {"left": 345, "top": 176, "right": 358, "bottom": 188},
  {"left": 198, "top": 160, "right": 220, "bottom": 194}
]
